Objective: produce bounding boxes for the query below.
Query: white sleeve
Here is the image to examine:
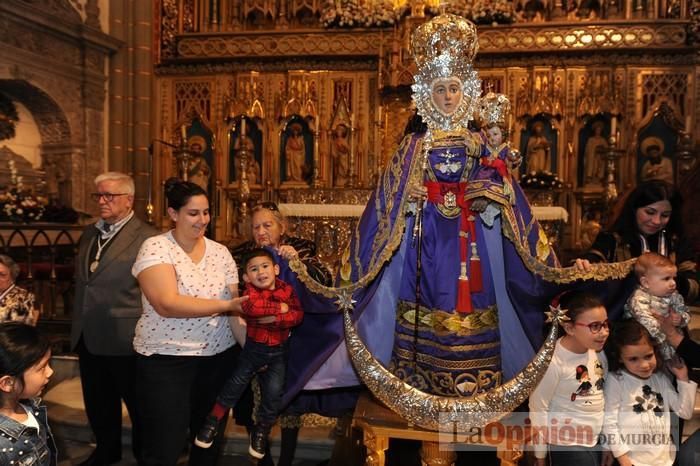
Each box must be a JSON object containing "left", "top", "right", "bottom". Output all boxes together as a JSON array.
[
  {"left": 603, "top": 374, "right": 631, "bottom": 459},
  {"left": 131, "top": 235, "right": 170, "bottom": 277},
  {"left": 528, "top": 358, "right": 560, "bottom": 459},
  {"left": 663, "top": 377, "right": 698, "bottom": 420},
  {"left": 222, "top": 247, "right": 238, "bottom": 287}
]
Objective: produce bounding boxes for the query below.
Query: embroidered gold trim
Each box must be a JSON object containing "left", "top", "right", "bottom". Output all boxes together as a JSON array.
[
  {"left": 392, "top": 360, "right": 502, "bottom": 396},
  {"left": 393, "top": 347, "right": 501, "bottom": 370},
  {"left": 394, "top": 332, "right": 501, "bottom": 352}
]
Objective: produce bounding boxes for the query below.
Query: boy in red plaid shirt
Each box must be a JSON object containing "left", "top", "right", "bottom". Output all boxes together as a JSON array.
[{"left": 194, "top": 248, "right": 303, "bottom": 458}]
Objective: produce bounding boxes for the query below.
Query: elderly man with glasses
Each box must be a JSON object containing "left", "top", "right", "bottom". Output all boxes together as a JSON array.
[{"left": 71, "top": 172, "right": 157, "bottom": 466}]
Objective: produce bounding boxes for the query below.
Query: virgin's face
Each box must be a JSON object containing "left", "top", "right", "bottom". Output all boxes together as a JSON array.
[
  {"left": 170, "top": 194, "right": 210, "bottom": 240},
  {"left": 431, "top": 78, "right": 463, "bottom": 115},
  {"left": 252, "top": 209, "right": 284, "bottom": 247},
  {"left": 0, "top": 263, "right": 13, "bottom": 293},
  {"left": 635, "top": 200, "right": 672, "bottom": 236}
]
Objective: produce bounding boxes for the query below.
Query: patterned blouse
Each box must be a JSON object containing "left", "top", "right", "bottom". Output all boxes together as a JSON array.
[{"left": 0, "top": 285, "right": 36, "bottom": 324}]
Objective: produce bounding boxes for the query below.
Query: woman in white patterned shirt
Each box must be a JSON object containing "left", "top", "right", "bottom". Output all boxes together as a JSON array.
[{"left": 132, "top": 178, "right": 248, "bottom": 466}]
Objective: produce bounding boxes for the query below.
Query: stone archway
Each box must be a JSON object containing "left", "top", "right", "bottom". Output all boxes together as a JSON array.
[
  {"left": 0, "top": 0, "right": 121, "bottom": 216},
  {"left": 0, "top": 79, "right": 75, "bottom": 207}
]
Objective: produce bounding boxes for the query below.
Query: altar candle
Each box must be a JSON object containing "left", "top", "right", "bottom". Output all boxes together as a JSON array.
[
  {"left": 686, "top": 114, "right": 692, "bottom": 133},
  {"left": 350, "top": 113, "right": 355, "bottom": 129},
  {"left": 610, "top": 116, "right": 617, "bottom": 137},
  {"left": 241, "top": 118, "right": 246, "bottom": 137},
  {"left": 180, "top": 124, "right": 187, "bottom": 142},
  {"left": 378, "top": 106, "right": 383, "bottom": 123}
]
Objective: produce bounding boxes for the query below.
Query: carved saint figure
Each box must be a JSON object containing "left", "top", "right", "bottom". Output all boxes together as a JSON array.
[
  {"left": 234, "top": 135, "right": 260, "bottom": 184},
  {"left": 584, "top": 120, "right": 608, "bottom": 185},
  {"left": 640, "top": 136, "right": 674, "bottom": 185},
  {"left": 285, "top": 122, "right": 306, "bottom": 182},
  {"left": 526, "top": 121, "right": 551, "bottom": 173},
  {"left": 186, "top": 138, "right": 211, "bottom": 192},
  {"left": 331, "top": 123, "right": 350, "bottom": 187}
]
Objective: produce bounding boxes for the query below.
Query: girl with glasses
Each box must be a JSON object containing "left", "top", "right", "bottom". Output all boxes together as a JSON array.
[{"left": 529, "top": 291, "right": 610, "bottom": 466}]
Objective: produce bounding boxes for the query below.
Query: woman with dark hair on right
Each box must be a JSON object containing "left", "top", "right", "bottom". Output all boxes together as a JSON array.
[
  {"left": 132, "top": 178, "right": 248, "bottom": 466},
  {"left": 575, "top": 180, "right": 699, "bottom": 308}
]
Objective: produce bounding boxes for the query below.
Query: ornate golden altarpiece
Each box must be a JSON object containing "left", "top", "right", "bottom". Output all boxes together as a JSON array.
[{"left": 153, "top": 0, "right": 700, "bottom": 262}]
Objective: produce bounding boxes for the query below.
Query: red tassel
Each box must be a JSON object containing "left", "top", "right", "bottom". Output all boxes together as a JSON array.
[
  {"left": 456, "top": 261, "right": 473, "bottom": 314},
  {"left": 457, "top": 278, "right": 473, "bottom": 314},
  {"left": 469, "top": 242, "right": 483, "bottom": 292}
]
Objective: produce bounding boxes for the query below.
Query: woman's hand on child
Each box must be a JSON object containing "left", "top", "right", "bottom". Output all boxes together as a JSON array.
[
  {"left": 229, "top": 296, "right": 249, "bottom": 313},
  {"left": 278, "top": 245, "right": 299, "bottom": 261},
  {"left": 667, "top": 356, "right": 689, "bottom": 382},
  {"left": 669, "top": 310, "right": 682, "bottom": 326},
  {"left": 653, "top": 310, "right": 684, "bottom": 348},
  {"left": 280, "top": 303, "right": 289, "bottom": 314}
]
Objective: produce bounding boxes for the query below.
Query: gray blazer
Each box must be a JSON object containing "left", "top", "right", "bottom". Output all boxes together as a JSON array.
[{"left": 71, "top": 216, "right": 158, "bottom": 356}]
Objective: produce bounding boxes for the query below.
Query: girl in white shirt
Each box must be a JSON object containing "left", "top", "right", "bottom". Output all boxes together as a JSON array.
[
  {"left": 529, "top": 292, "right": 610, "bottom": 466},
  {"left": 603, "top": 319, "right": 696, "bottom": 466}
]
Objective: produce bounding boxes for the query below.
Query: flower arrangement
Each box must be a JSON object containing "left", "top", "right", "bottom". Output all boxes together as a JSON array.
[
  {"left": 0, "top": 160, "right": 47, "bottom": 223},
  {"left": 520, "top": 170, "right": 563, "bottom": 190},
  {"left": 321, "top": 0, "right": 402, "bottom": 28},
  {"left": 0, "top": 96, "right": 19, "bottom": 142},
  {"left": 320, "top": 1, "right": 517, "bottom": 28},
  {"left": 471, "top": 0, "right": 516, "bottom": 25}
]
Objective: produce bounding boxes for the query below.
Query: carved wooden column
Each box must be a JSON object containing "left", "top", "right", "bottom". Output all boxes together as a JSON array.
[{"left": 109, "top": 1, "right": 154, "bottom": 220}]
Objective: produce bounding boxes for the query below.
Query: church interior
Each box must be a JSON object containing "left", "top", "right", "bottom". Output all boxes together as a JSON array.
[{"left": 1, "top": 0, "right": 699, "bottom": 464}]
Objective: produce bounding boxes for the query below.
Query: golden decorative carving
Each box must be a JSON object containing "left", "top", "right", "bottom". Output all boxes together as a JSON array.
[
  {"left": 174, "top": 81, "right": 213, "bottom": 122},
  {"left": 477, "top": 23, "right": 688, "bottom": 53},
  {"left": 177, "top": 31, "right": 383, "bottom": 58}
]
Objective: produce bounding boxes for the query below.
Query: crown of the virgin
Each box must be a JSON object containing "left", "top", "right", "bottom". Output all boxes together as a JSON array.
[
  {"left": 476, "top": 92, "right": 511, "bottom": 127},
  {"left": 410, "top": 14, "right": 479, "bottom": 72}
]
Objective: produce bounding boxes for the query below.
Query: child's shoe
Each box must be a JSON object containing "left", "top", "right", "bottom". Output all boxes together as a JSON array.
[
  {"left": 194, "top": 415, "right": 219, "bottom": 449},
  {"left": 248, "top": 428, "right": 267, "bottom": 459}
]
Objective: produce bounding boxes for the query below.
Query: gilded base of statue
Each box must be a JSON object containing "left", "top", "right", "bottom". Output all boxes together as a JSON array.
[{"left": 352, "top": 393, "right": 526, "bottom": 466}]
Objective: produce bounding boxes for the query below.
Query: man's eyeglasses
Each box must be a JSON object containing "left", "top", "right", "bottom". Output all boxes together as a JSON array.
[
  {"left": 574, "top": 319, "right": 609, "bottom": 334},
  {"left": 90, "top": 192, "right": 129, "bottom": 202}
]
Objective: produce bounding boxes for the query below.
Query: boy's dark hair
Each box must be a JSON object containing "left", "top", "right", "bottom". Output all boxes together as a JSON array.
[
  {"left": 556, "top": 290, "right": 605, "bottom": 323},
  {"left": 0, "top": 322, "right": 50, "bottom": 385},
  {"left": 605, "top": 319, "right": 663, "bottom": 373},
  {"left": 242, "top": 248, "right": 276, "bottom": 271}
]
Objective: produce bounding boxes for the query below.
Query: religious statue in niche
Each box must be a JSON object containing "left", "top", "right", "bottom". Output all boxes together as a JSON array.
[
  {"left": 521, "top": 0, "right": 547, "bottom": 22},
  {"left": 230, "top": 117, "right": 262, "bottom": 185},
  {"left": 286, "top": 123, "right": 306, "bottom": 181},
  {"left": 281, "top": 117, "right": 312, "bottom": 185},
  {"left": 639, "top": 136, "right": 674, "bottom": 184},
  {"left": 186, "top": 135, "right": 211, "bottom": 192},
  {"left": 580, "top": 119, "right": 609, "bottom": 186},
  {"left": 331, "top": 123, "right": 350, "bottom": 187},
  {"left": 524, "top": 119, "right": 552, "bottom": 173}
]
